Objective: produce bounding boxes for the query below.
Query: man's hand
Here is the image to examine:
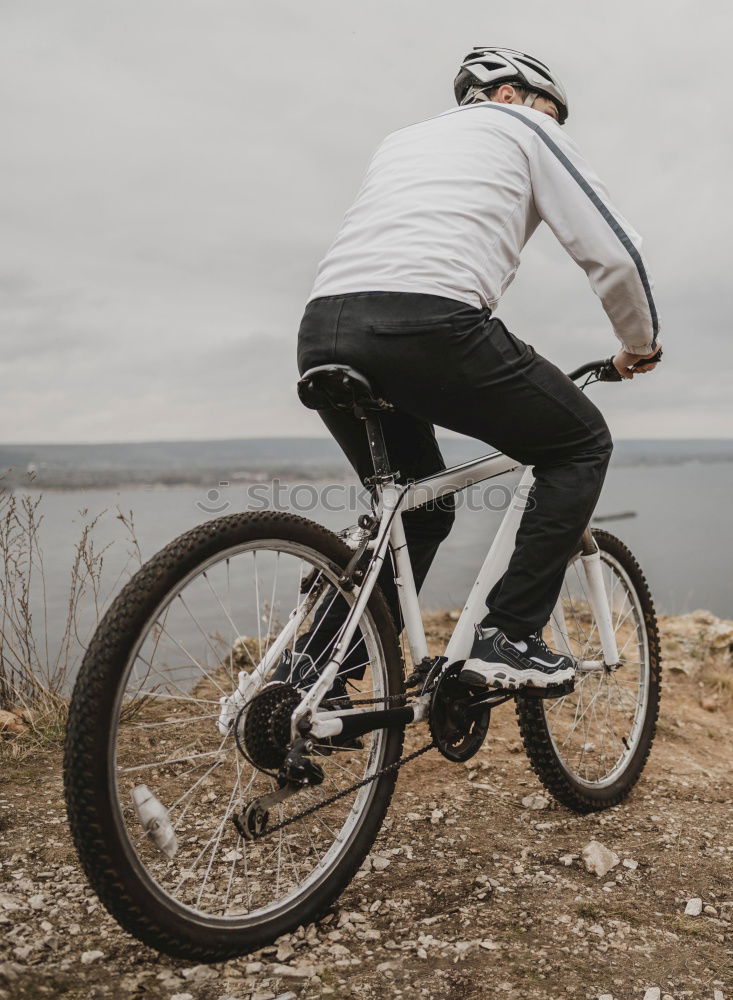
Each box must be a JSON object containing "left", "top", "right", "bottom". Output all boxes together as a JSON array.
[{"left": 612, "top": 343, "right": 663, "bottom": 380}]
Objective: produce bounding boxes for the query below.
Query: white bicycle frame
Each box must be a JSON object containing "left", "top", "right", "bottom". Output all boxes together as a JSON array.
[{"left": 218, "top": 448, "right": 620, "bottom": 742}]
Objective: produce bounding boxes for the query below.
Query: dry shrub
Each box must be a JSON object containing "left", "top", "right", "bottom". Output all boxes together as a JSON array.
[{"left": 0, "top": 487, "right": 141, "bottom": 752}]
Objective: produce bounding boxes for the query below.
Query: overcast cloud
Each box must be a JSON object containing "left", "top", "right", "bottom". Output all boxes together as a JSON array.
[{"left": 2, "top": 0, "right": 731, "bottom": 443}]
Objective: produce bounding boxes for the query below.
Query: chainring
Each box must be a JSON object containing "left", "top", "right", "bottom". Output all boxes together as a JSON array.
[
  {"left": 239, "top": 683, "right": 301, "bottom": 771},
  {"left": 428, "top": 662, "right": 491, "bottom": 763}
]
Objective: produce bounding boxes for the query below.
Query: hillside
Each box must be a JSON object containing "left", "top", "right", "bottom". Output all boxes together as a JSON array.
[{"left": 0, "top": 610, "right": 732, "bottom": 1000}]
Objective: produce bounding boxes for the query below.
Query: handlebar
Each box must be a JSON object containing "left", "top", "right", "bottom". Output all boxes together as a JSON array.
[{"left": 568, "top": 347, "right": 663, "bottom": 384}]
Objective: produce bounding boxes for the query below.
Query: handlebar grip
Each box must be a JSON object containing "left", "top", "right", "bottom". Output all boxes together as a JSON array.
[{"left": 630, "top": 346, "right": 663, "bottom": 369}]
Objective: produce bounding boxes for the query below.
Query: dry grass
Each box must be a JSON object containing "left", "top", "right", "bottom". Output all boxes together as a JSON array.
[{"left": 0, "top": 488, "right": 141, "bottom": 754}]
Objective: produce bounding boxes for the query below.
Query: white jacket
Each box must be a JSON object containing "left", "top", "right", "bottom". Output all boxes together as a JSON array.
[{"left": 310, "top": 103, "right": 659, "bottom": 354}]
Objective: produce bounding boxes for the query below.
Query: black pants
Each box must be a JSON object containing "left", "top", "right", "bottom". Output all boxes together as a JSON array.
[{"left": 296, "top": 291, "right": 612, "bottom": 664}]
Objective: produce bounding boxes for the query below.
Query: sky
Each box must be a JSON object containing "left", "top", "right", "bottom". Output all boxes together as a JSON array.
[{"left": 2, "top": 0, "right": 731, "bottom": 443}]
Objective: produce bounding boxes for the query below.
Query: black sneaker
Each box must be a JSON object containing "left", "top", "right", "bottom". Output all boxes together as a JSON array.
[{"left": 459, "top": 626, "right": 576, "bottom": 696}]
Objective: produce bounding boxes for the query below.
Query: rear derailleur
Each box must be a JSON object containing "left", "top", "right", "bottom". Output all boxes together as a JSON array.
[{"left": 233, "top": 737, "right": 324, "bottom": 841}]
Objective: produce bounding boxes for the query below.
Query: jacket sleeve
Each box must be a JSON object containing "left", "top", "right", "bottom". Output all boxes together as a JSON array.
[{"left": 527, "top": 123, "right": 659, "bottom": 354}]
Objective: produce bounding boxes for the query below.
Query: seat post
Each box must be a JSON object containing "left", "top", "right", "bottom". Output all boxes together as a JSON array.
[{"left": 362, "top": 413, "right": 393, "bottom": 481}]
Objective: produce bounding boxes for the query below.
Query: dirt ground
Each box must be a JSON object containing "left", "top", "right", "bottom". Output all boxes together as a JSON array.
[{"left": 1, "top": 610, "right": 732, "bottom": 1000}]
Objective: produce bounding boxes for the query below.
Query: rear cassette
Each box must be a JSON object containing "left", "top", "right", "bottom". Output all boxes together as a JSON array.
[{"left": 236, "top": 682, "right": 301, "bottom": 773}]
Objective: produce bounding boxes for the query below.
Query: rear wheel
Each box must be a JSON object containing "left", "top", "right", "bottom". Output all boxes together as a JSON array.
[
  {"left": 64, "top": 512, "right": 404, "bottom": 960},
  {"left": 515, "top": 529, "right": 660, "bottom": 812}
]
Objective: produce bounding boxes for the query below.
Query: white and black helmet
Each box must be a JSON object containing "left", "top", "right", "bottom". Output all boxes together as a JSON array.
[{"left": 454, "top": 47, "right": 569, "bottom": 124}]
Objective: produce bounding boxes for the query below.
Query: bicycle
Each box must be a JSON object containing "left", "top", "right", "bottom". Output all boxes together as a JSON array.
[{"left": 64, "top": 352, "right": 661, "bottom": 961}]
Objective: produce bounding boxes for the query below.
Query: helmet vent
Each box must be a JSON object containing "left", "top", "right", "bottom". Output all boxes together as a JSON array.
[
  {"left": 468, "top": 60, "right": 506, "bottom": 72},
  {"left": 514, "top": 57, "right": 554, "bottom": 84}
]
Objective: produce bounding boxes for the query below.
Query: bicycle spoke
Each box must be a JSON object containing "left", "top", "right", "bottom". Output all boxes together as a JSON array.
[
  {"left": 541, "top": 546, "right": 650, "bottom": 785},
  {"left": 110, "top": 535, "right": 391, "bottom": 927},
  {"left": 153, "top": 621, "right": 228, "bottom": 697},
  {"left": 177, "top": 592, "right": 234, "bottom": 678},
  {"left": 203, "top": 569, "right": 257, "bottom": 674},
  {"left": 120, "top": 748, "right": 228, "bottom": 775},
  {"left": 265, "top": 554, "right": 280, "bottom": 658},
  {"left": 195, "top": 780, "right": 241, "bottom": 908}
]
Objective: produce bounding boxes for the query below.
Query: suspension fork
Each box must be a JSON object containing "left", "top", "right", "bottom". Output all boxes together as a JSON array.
[{"left": 578, "top": 526, "right": 619, "bottom": 666}]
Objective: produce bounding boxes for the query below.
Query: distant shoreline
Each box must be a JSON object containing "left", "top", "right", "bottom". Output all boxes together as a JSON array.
[{"left": 2, "top": 438, "right": 733, "bottom": 491}]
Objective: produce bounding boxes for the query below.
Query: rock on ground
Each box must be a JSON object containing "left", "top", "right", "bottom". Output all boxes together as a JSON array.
[{"left": 581, "top": 840, "right": 620, "bottom": 878}]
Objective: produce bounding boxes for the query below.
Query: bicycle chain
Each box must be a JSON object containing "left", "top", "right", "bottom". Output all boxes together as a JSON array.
[
  {"left": 263, "top": 669, "right": 474, "bottom": 839},
  {"left": 239, "top": 685, "right": 431, "bottom": 840},
  {"left": 251, "top": 736, "right": 435, "bottom": 840}
]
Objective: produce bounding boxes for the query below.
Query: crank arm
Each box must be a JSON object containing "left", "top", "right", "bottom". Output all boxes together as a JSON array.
[{"left": 464, "top": 692, "right": 513, "bottom": 716}]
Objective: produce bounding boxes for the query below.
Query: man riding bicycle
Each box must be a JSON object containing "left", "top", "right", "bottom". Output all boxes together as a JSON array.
[{"left": 293, "top": 47, "right": 661, "bottom": 697}]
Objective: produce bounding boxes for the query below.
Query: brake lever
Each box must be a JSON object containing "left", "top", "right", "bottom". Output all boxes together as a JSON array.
[{"left": 597, "top": 359, "right": 623, "bottom": 382}]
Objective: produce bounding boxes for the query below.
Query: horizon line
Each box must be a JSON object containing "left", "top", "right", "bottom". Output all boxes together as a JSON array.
[{"left": 2, "top": 434, "right": 733, "bottom": 449}]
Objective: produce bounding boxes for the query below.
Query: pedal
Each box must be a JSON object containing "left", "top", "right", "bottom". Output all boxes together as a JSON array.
[
  {"left": 520, "top": 676, "right": 576, "bottom": 700},
  {"left": 405, "top": 655, "right": 444, "bottom": 691}
]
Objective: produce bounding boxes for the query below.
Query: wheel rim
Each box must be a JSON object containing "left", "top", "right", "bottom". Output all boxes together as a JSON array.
[
  {"left": 542, "top": 548, "right": 650, "bottom": 789},
  {"left": 109, "top": 538, "right": 390, "bottom": 927}
]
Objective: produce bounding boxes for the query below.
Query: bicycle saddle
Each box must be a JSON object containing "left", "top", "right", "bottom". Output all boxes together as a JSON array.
[{"left": 297, "top": 364, "right": 394, "bottom": 417}]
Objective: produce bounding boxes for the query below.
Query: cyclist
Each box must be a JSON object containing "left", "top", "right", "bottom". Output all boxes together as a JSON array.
[{"left": 295, "top": 47, "right": 661, "bottom": 696}]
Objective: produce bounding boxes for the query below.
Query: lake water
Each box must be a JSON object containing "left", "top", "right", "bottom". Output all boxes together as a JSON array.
[{"left": 18, "top": 456, "right": 733, "bottom": 674}]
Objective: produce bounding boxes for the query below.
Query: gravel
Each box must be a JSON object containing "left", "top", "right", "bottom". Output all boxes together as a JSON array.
[{"left": 1, "top": 610, "right": 732, "bottom": 999}]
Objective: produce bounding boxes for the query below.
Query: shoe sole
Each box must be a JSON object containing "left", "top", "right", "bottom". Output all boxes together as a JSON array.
[{"left": 460, "top": 661, "right": 576, "bottom": 694}]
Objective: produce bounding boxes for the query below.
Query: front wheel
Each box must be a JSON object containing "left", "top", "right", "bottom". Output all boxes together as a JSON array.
[
  {"left": 515, "top": 529, "right": 661, "bottom": 812},
  {"left": 64, "top": 512, "right": 405, "bottom": 961}
]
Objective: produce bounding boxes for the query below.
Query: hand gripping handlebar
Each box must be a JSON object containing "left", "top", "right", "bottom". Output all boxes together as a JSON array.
[{"left": 568, "top": 347, "right": 663, "bottom": 383}]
